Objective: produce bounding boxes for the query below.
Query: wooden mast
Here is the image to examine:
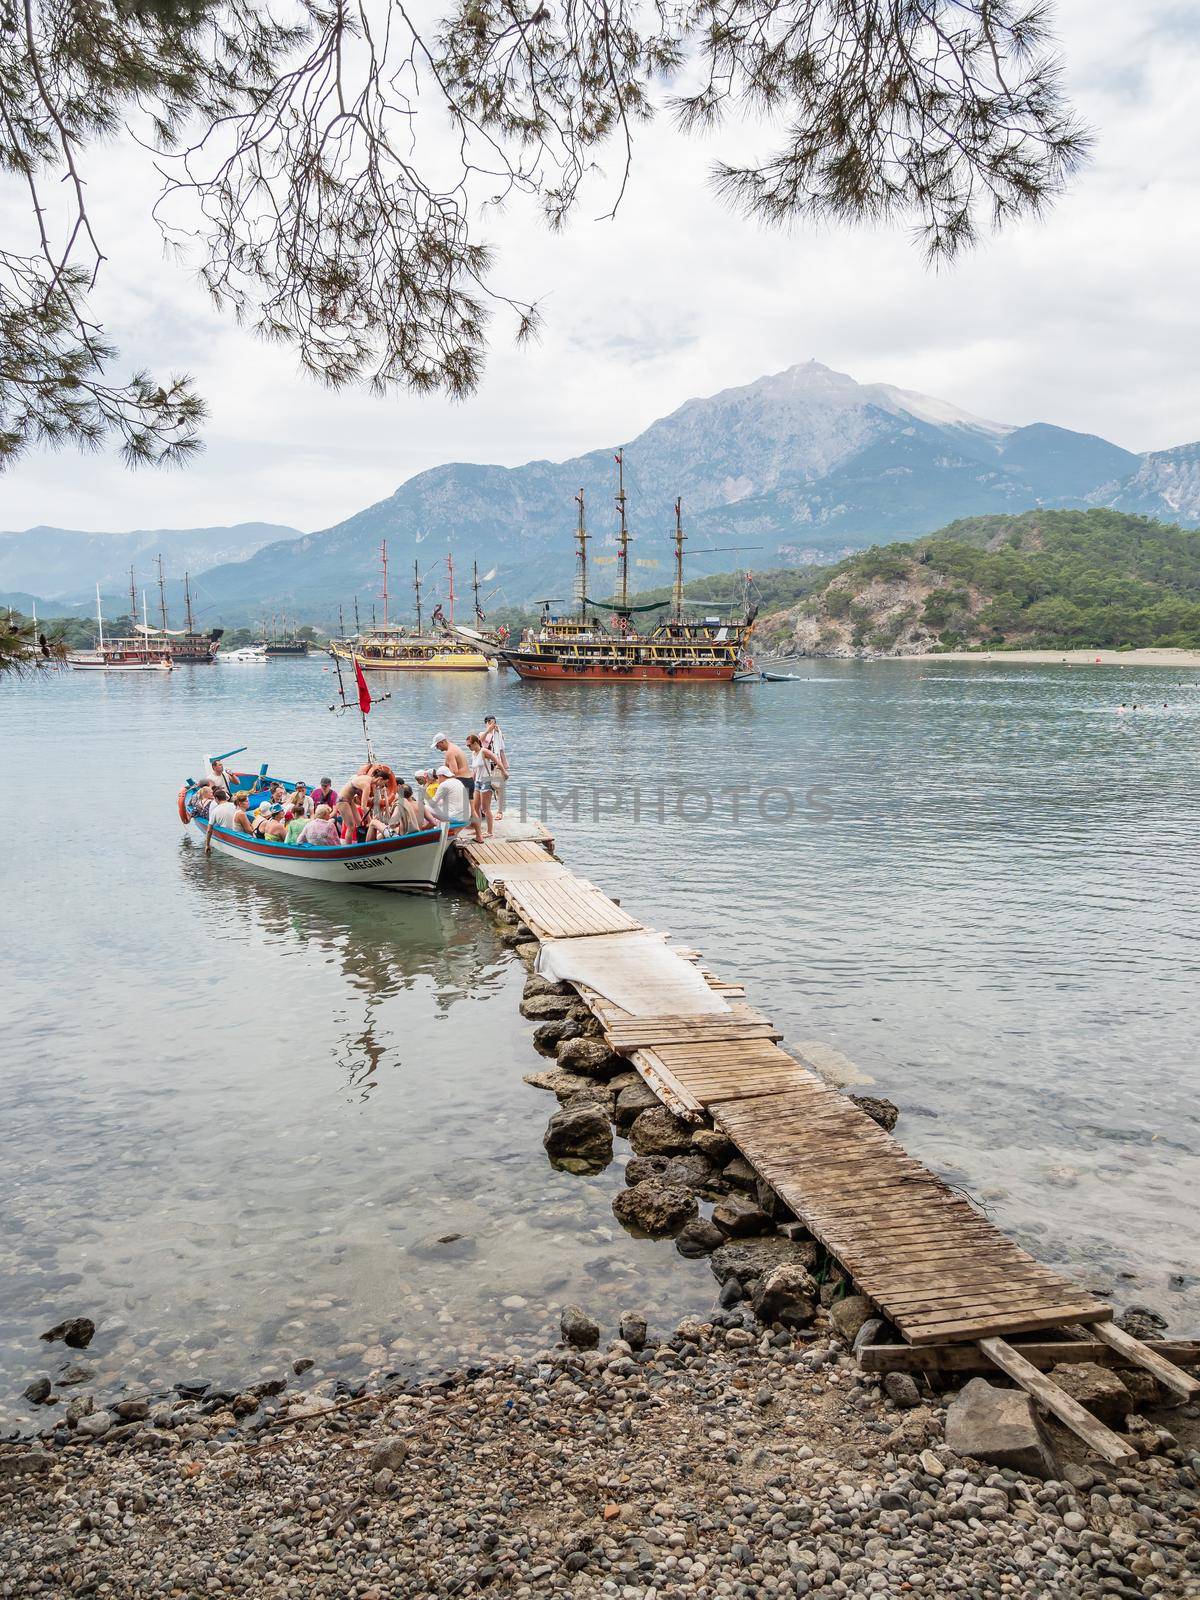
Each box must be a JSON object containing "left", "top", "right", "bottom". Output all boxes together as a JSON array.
[
  {"left": 615, "top": 451, "right": 630, "bottom": 610},
  {"left": 673, "top": 497, "right": 686, "bottom": 623},
  {"left": 128, "top": 565, "right": 137, "bottom": 630},
  {"left": 380, "top": 540, "right": 389, "bottom": 628},
  {"left": 575, "top": 488, "right": 589, "bottom": 620},
  {"left": 184, "top": 572, "right": 195, "bottom": 634},
  {"left": 413, "top": 560, "right": 423, "bottom": 634},
  {"left": 447, "top": 552, "right": 456, "bottom": 630},
  {"left": 473, "top": 558, "right": 482, "bottom": 624},
  {"left": 157, "top": 554, "right": 168, "bottom": 632}
]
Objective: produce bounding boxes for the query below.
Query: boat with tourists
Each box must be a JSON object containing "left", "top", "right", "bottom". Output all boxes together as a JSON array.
[
  {"left": 179, "top": 763, "right": 461, "bottom": 890},
  {"left": 329, "top": 545, "right": 491, "bottom": 673},
  {"left": 69, "top": 585, "right": 174, "bottom": 672},
  {"left": 499, "top": 458, "right": 757, "bottom": 682}
]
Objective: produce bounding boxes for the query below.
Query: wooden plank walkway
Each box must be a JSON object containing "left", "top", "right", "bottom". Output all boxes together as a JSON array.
[
  {"left": 504, "top": 876, "right": 644, "bottom": 939},
  {"left": 711, "top": 1082, "right": 1110, "bottom": 1345},
  {"left": 455, "top": 818, "right": 1198, "bottom": 1446}
]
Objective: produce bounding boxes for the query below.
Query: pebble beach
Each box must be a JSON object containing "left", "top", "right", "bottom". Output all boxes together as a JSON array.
[{"left": 3, "top": 1312, "right": 1199, "bottom": 1600}]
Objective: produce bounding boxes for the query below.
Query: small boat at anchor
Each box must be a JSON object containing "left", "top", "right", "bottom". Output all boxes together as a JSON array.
[{"left": 179, "top": 767, "right": 462, "bottom": 892}]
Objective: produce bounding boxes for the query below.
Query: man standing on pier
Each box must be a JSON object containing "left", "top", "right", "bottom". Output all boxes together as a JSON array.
[{"left": 432, "top": 732, "right": 470, "bottom": 790}]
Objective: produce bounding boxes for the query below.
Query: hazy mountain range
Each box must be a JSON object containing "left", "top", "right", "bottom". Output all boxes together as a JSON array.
[{"left": 6, "top": 362, "right": 1200, "bottom": 626}]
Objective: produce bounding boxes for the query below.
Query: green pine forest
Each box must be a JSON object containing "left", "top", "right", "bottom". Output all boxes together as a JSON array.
[{"left": 764, "top": 509, "right": 1200, "bottom": 652}]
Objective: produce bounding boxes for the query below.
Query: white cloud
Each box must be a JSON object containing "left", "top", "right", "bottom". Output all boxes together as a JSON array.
[{"left": 3, "top": 0, "right": 1200, "bottom": 535}]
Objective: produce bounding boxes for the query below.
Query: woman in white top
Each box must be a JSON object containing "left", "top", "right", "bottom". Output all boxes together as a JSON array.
[{"left": 465, "top": 734, "right": 497, "bottom": 840}]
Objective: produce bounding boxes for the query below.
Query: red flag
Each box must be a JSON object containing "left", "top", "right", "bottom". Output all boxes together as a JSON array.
[{"left": 354, "top": 658, "right": 372, "bottom": 714}]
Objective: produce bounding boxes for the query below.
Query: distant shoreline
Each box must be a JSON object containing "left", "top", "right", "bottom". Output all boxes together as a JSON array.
[{"left": 885, "top": 647, "right": 1200, "bottom": 668}]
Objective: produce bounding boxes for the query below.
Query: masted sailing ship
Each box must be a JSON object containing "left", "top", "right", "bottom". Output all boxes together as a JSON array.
[
  {"left": 329, "top": 544, "right": 490, "bottom": 672},
  {"left": 500, "top": 455, "right": 757, "bottom": 682},
  {"left": 69, "top": 585, "right": 174, "bottom": 671},
  {"left": 134, "top": 562, "right": 223, "bottom": 663}
]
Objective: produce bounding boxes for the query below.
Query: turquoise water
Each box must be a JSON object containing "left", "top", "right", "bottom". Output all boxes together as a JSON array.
[{"left": 1, "top": 658, "right": 1197, "bottom": 1427}]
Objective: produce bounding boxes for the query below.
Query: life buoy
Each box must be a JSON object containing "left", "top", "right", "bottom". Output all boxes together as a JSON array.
[{"left": 177, "top": 785, "right": 191, "bottom": 825}]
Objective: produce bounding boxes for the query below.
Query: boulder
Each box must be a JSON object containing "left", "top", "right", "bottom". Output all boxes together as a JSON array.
[
  {"left": 711, "top": 1195, "right": 773, "bottom": 1237},
  {"left": 520, "top": 993, "right": 576, "bottom": 1021},
  {"left": 75, "top": 1410, "right": 113, "bottom": 1439},
  {"left": 624, "top": 1155, "right": 671, "bottom": 1186},
  {"left": 829, "top": 1295, "right": 876, "bottom": 1345},
  {"left": 65, "top": 1394, "right": 95, "bottom": 1426},
  {"left": 532, "top": 1018, "right": 584, "bottom": 1057},
  {"left": 556, "top": 1038, "right": 626, "bottom": 1077},
  {"left": 612, "top": 1181, "right": 698, "bottom": 1237},
  {"left": 114, "top": 1399, "right": 149, "bottom": 1421},
  {"left": 41, "top": 1317, "right": 96, "bottom": 1350},
  {"left": 711, "top": 1235, "right": 820, "bottom": 1288},
  {"left": 523, "top": 974, "right": 573, "bottom": 1000},
  {"left": 628, "top": 1107, "right": 694, "bottom": 1156},
  {"left": 722, "top": 1156, "right": 759, "bottom": 1192},
  {"left": 852, "top": 1316, "right": 889, "bottom": 1356},
  {"left": 754, "top": 1178, "right": 794, "bottom": 1221},
  {"left": 614, "top": 1080, "right": 660, "bottom": 1129},
  {"left": 883, "top": 1372, "right": 922, "bottom": 1410},
  {"left": 560, "top": 1306, "right": 600, "bottom": 1349},
  {"left": 618, "top": 1310, "right": 648, "bottom": 1351},
  {"left": 944, "top": 1378, "right": 1058, "bottom": 1478},
  {"left": 691, "top": 1127, "right": 734, "bottom": 1163},
  {"left": 1048, "top": 1362, "right": 1132, "bottom": 1428},
  {"left": 848, "top": 1094, "right": 899, "bottom": 1131},
  {"left": 523, "top": 1069, "right": 599, "bottom": 1104},
  {"left": 662, "top": 1153, "right": 721, "bottom": 1193},
  {"left": 675, "top": 1217, "right": 725, "bottom": 1258},
  {"left": 751, "top": 1263, "right": 819, "bottom": 1327},
  {"left": 543, "top": 1103, "right": 613, "bottom": 1174},
  {"left": 22, "top": 1377, "right": 52, "bottom": 1406},
  {"left": 1116, "top": 1304, "right": 1168, "bottom": 1341},
  {"left": 1118, "top": 1370, "right": 1161, "bottom": 1409}
]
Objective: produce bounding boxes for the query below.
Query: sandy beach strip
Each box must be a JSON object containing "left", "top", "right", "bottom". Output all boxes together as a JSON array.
[{"left": 888, "top": 648, "right": 1200, "bottom": 668}]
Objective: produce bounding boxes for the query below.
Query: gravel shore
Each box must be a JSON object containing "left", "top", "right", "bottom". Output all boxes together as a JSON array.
[{"left": 4, "top": 1312, "right": 1198, "bottom": 1600}]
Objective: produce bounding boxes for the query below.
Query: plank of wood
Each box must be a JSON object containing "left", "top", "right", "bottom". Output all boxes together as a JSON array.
[
  {"left": 860, "top": 1340, "right": 1200, "bottom": 1375},
  {"left": 905, "top": 1303, "right": 1110, "bottom": 1345},
  {"left": 978, "top": 1336, "right": 1137, "bottom": 1466},
  {"left": 605, "top": 1017, "right": 782, "bottom": 1047},
  {"left": 1086, "top": 1320, "right": 1200, "bottom": 1401}
]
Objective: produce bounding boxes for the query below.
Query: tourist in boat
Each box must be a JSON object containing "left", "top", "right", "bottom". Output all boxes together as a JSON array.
[
  {"left": 335, "top": 785, "right": 367, "bottom": 843},
  {"left": 250, "top": 802, "right": 274, "bottom": 838},
  {"left": 481, "top": 714, "right": 509, "bottom": 820},
  {"left": 205, "top": 755, "right": 234, "bottom": 792},
  {"left": 311, "top": 777, "right": 338, "bottom": 810},
  {"left": 365, "top": 782, "right": 413, "bottom": 840},
  {"left": 431, "top": 732, "right": 470, "bottom": 791},
  {"left": 291, "top": 781, "right": 314, "bottom": 819},
  {"left": 284, "top": 808, "right": 309, "bottom": 845},
  {"left": 298, "top": 804, "right": 340, "bottom": 847},
  {"left": 427, "top": 764, "right": 481, "bottom": 841},
  {"left": 188, "top": 783, "right": 215, "bottom": 821},
  {"left": 465, "top": 734, "right": 497, "bottom": 839},
  {"left": 262, "top": 806, "right": 288, "bottom": 843},
  {"left": 204, "top": 790, "right": 253, "bottom": 854}
]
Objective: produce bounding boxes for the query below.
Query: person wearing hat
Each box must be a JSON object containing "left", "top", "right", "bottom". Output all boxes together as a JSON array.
[
  {"left": 250, "top": 800, "right": 274, "bottom": 838},
  {"left": 426, "top": 764, "right": 480, "bottom": 841},
  {"left": 262, "top": 804, "right": 289, "bottom": 844},
  {"left": 431, "top": 732, "right": 471, "bottom": 793}
]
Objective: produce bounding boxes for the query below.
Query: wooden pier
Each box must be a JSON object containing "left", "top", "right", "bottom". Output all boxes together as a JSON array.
[{"left": 457, "top": 826, "right": 1198, "bottom": 1466}]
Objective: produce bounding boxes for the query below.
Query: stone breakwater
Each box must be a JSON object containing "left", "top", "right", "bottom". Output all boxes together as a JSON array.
[{"left": 3, "top": 1314, "right": 1199, "bottom": 1600}]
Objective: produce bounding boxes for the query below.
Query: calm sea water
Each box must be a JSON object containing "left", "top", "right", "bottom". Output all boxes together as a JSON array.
[{"left": 1, "top": 656, "right": 1197, "bottom": 1427}]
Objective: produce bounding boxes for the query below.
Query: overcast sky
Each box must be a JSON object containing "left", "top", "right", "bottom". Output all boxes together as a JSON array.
[{"left": 3, "top": 0, "right": 1200, "bottom": 535}]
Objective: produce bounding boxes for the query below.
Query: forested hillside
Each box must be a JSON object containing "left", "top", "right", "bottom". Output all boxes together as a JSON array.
[{"left": 759, "top": 510, "right": 1200, "bottom": 655}]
